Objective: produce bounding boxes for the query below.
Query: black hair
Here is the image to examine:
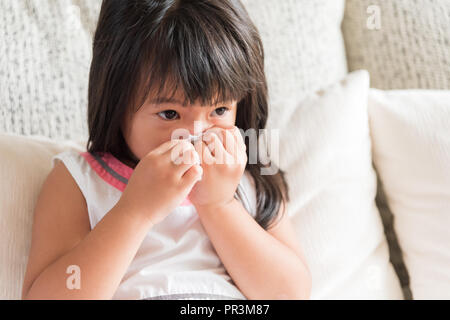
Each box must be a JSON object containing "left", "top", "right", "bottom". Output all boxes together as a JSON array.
[{"left": 87, "top": 0, "right": 289, "bottom": 230}]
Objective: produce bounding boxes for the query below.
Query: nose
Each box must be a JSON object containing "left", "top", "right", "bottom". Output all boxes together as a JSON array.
[{"left": 186, "top": 120, "right": 212, "bottom": 136}]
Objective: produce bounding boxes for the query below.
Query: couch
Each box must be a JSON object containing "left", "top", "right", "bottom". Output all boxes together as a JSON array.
[{"left": 1, "top": 0, "right": 449, "bottom": 300}]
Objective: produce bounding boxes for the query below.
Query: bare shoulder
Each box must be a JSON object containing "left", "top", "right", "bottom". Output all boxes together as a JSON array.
[{"left": 21, "top": 159, "right": 91, "bottom": 298}]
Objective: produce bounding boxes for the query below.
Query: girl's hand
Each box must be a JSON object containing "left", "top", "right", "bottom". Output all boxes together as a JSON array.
[
  {"left": 189, "top": 126, "right": 247, "bottom": 210},
  {"left": 115, "top": 140, "right": 203, "bottom": 225}
]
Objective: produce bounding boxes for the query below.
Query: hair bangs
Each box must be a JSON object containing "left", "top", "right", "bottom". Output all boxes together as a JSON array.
[{"left": 134, "top": 5, "right": 254, "bottom": 110}]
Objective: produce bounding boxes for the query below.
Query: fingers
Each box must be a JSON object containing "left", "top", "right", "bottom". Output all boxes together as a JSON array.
[
  {"left": 222, "top": 130, "right": 237, "bottom": 155},
  {"left": 180, "top": 164, "right": 203, "bottom": 188},
  {"left": 194, "top": 140, "right": 215, "bottom": 165},
  {"left": 231, "top": 126, "right": 247, "bottom": 152},
  {"left": 151, "top": 139, "right": 186, "bottom": 155},
  {"left": 203, "top": 132, "right": 235, "bottom": 164},
  {"left": 145, "top": 139, "right": 200, "bottom": 179},
  {"left": 205, "top": 126, "right": 245, "bottom": 153},
  {"left": 151, "top": 126, "right": 245, "bottom": 169},
  {"left": 203, "top": 127, "right": 227, "bottom": 149},
  {"left": 165, "top": 140, "right": 203, "bottom": 179},
  {"left": 168, "top": 140, "right": 199, "bottom": 165}
]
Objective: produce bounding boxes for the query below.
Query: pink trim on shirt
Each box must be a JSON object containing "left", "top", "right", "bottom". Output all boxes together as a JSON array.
[{"left": 79, "top": 151, "right": 192, "bottom": 207}]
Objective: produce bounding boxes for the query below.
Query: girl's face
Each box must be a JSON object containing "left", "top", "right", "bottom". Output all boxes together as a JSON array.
[{"left": 122, "top": 90, "right": 238, "bottom": 161}]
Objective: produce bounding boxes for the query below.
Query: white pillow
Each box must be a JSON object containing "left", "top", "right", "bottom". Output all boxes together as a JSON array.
[
  {"left": 368, "top": 89, "right": 450, "bottom": 299},
  {"left": 0, "top": 133, "right": 86, "bottom": 299},
  {"left": 270, "top": 70, "right": 403, "bottom": 299}
]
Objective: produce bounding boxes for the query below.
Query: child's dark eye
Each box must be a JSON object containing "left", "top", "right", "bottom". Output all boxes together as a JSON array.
[
  {"left": 158, "top": 110, "right": 179, "bottom": 120},
  {"left": 212, "top": 107, "right": 229, "bottom": 117}
]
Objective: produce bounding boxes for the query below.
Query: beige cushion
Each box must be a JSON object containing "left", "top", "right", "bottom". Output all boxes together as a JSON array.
[
  {"left": 343, "top": 0, "right": 450, "bottom": 90},
  {"left": 0, "top": 0, "right": 101, "bottom": 141},
  {"left": 0, "top": 133, "right": 86, "bottom": 299}
]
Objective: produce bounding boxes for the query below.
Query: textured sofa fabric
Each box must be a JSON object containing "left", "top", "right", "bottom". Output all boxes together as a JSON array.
[
  {"left": 0, "top": 0, "right": 348, "bottom": 141},
  {"left": 0, "top": 0, "right": 101, "bottom": 141},
  {"left": 342, "top": 0, "right": 450, "bottom": 90}
]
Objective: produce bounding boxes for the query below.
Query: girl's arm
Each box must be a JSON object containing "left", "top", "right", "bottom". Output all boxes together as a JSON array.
[
  {"left": 22, "top": 161, "right": 155, "bottom": 300},
  {"left": 189, "top": 128, "right": 311, "bottom": 299},
  {"left": 196, "top": 199, "right": 312, "bottom": 300},
  {"left": 23, "top": 141, "right": 202, "bottom": 300}
]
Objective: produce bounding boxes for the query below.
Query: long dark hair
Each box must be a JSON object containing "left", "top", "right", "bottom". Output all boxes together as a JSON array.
[{"left": 87, "top": 0, "right": 289, "bottom": 230}]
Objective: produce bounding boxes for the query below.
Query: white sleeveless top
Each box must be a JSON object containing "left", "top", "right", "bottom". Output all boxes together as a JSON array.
[{"left": 52, "top": 150, "right": 258, "bottom": 300}]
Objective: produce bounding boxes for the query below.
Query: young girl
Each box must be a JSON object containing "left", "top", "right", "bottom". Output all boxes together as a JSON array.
[{"left": 22, "top": 0, "right": 311, "bottom": 300}]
